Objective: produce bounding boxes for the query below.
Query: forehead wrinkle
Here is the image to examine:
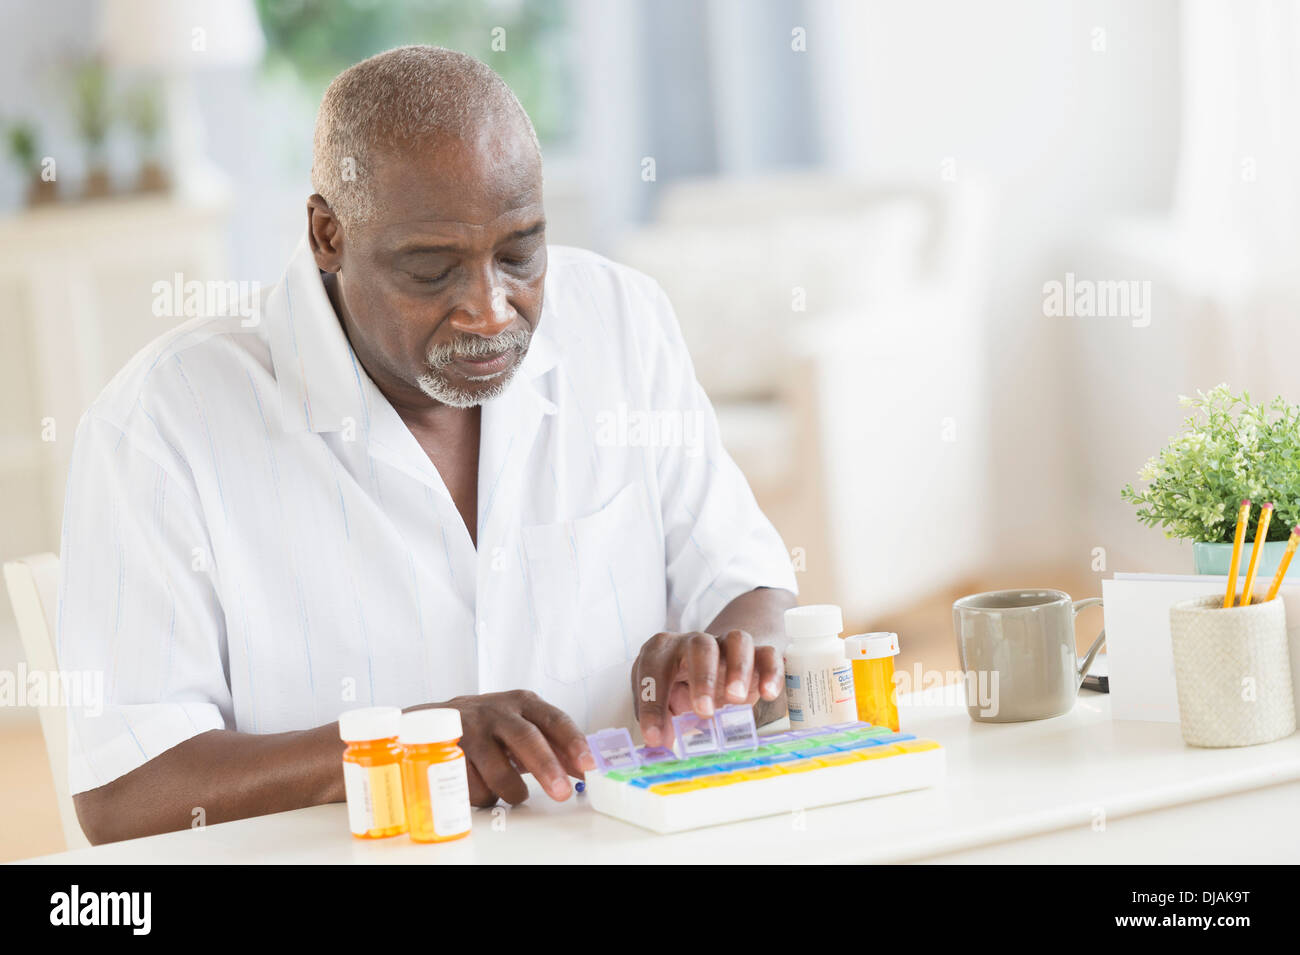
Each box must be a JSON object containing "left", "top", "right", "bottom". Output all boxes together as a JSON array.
[
  {"left": 387, "top": 204, "right": 544, "bottom": 236},
  {"left": 381, "top": 215, "right": 545, "bottom": 260},
  {"left": 366, "top": 141, "right": 541, "bottom": 232}
]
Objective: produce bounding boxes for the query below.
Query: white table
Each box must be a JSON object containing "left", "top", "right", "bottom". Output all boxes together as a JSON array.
[{"left": 21, "top": 690, "right": 1300, "bottom": 864}]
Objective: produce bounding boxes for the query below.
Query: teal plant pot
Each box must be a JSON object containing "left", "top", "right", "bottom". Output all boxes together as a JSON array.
[{"left": 1193, "top": 540, "right": 1297, "bottom": 580}]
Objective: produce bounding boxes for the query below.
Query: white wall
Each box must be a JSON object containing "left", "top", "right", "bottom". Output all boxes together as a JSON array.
[{"left": 808, "top": 0, "right": 1182, "bottom": 575}]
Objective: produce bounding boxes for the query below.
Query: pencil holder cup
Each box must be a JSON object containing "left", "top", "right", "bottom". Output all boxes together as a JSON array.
[{"left": 1168, "top": 595, "right": 1296, "bottom": 747}]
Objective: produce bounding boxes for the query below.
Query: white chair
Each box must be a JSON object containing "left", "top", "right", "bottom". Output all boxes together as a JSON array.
[{"left": 3, "top": 553, "right": 90, "bottom": 850}]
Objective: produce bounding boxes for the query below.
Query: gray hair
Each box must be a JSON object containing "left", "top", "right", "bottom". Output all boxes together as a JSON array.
[{"left": 311, "top": 45, "right": 542, "bottom": 228}]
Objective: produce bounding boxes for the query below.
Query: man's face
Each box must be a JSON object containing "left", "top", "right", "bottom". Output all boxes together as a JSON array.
[{"left": 317, "top": 124, "right": 546, "bottom": 409}]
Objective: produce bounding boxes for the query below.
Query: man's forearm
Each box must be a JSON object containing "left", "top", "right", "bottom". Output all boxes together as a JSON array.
[
  {"left": 706, "top": 586, "right": 797, "bottom": 726},
  {"left": 73, "top": 724, "right": 346, "bottom": 845}
]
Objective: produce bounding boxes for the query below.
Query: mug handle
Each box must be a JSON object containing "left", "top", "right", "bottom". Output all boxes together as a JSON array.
[{"left": 1071, "top": 597, "right": 1106, "bottom": 689}]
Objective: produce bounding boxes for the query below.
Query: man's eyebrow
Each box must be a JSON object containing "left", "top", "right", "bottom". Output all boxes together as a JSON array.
[
  {"left": 393, "top": 220, "right": 547, "bottom": 256},
  {"left": 506, "top": 220, "right": 547, "bottom": 241}
]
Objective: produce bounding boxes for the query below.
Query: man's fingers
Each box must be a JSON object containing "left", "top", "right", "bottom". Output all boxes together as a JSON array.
[
  {"left": 643, "top": 633, "right": 783, "bottom": 739},
  {"left": 666, "top": 680, "right": 694, "bottom": 722},
  {"left": 685, "top": 632, "right": 720, "bottom": 716},
  {"left": 720, "top": 629, "right": 755, "bottom": 703},
  {"left": 754, "top": 644, "right": 785, "bottom": 700},
  {"left": 520, "top": 692, "right": 596, "bottom": 779},
  {"left": 635, "top": 633, "right": 678, "bottom": 747},
  {"left": 496, "top": 712, "right": 572, "bottom": 801},
  {"left": 465, "top": 760, "right": 497, "bottom": 809},
  {"left": 465, "top": 735, "right": 530, "bottom": 806}
]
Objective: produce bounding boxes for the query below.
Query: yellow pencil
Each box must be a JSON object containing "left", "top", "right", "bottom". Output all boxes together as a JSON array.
[
  {"left": 1265, "top": 524, "right": 1300, "bottom": 601},
  {"left": 1224, "top": 499, "right": 1251, "bottom": 608},
  {"left": 1241, "top": 502, "right": 1274, "bottom": 607}
]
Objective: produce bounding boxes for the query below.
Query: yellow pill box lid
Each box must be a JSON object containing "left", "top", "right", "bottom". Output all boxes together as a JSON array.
[{"left": 844, "top": 632, "right": 899, "bottom": 660}]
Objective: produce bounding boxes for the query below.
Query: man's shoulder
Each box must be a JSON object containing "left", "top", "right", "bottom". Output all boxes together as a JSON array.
[
  {"left": 82, "top": 314, "right": 270, "bottom": 436},
  {"left": 544, "top": 244, "right": 677, "bottom": 351},
  {"left": 547, "top": 244, "right": 666, "bottom": 301}
]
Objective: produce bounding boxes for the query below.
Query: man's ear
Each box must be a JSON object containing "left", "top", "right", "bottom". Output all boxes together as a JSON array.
[{"left": 307, "top": 194, "right": 344, "bottom": 272}]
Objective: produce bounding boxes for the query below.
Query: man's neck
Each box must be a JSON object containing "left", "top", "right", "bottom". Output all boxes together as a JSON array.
[{"left": 396, "top": 400, "right": 479, "bottom": 442}]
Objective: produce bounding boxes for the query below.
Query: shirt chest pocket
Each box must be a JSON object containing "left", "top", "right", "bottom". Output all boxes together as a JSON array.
[{"left": 521, "top": 481, "right": 667, "bottom": 684}]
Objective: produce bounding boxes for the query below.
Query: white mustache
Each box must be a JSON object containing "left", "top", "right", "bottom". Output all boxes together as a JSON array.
[{"left": 425, "top": 326, "right": 531, "bottom": 369}]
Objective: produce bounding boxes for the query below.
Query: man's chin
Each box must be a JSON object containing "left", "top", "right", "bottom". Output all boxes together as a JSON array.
[{"left": 416, "top": 360, "right": 522, "bottom": 408}]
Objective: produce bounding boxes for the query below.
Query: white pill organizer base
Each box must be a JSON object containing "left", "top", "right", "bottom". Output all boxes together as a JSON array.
[{"left": 585, "top": 747, "right": 945, "bottom": 834}]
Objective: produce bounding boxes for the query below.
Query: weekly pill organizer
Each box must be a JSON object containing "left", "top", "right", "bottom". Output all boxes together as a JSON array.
[{"left": 583, "top": 706, "right": 945, "bottom": 833}]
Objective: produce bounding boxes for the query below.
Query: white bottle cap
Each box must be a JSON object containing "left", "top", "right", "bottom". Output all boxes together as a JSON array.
[
  {"left": 338, "top": 706, "right": 402, "bottom": 742},
  {"left": 399, "top": 708, "right": 464, "bottom": 744},
  {"left": 784, "top": 604, "right": 844, "bottom": 640},
  {"left": 844, "top": 632, "right": 900, "bottom": 660}
]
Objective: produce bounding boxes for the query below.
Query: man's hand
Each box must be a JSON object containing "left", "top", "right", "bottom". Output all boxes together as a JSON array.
[
  {"left": 411, "top": 691, "right": 595, "bottom": 808},
  {"left": 631, "top": 629, "right": 784, "bottom": 748}
]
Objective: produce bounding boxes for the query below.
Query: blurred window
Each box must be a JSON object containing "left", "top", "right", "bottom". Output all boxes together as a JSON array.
[{"left": 253, "top": 0, "right": 574, "bottom": 148}]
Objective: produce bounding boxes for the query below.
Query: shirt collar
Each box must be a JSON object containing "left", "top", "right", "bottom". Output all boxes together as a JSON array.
[{"left": 265, "top": 236, "right": 559, "bottom": 435}]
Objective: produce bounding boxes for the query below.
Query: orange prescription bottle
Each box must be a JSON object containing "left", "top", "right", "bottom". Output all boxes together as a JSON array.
[
  {"left": 400, "top": 709, "right": 473, "bottom": 843},
  {"left": 340, "top": 706, "right": 408, "bottom": 839},
  {"left": 844, "top": 633, "right": 901, "bottom": 731}
]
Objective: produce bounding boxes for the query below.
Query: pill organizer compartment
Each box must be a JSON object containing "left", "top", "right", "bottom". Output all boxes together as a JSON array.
[{"left": 583, "top": 705, "right": 945, "bottom": 833}]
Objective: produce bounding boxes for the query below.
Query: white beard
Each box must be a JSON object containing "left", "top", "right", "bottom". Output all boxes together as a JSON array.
[
  {"left": 416, "top": 357, "right": 522, "bottom": 408},
  {"left": 416, "top": 326, "right": 532, "bottom": 408}
]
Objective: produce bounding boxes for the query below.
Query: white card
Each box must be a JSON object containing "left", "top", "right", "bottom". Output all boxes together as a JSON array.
[{"left": 1102, "top": 573, "right": 1300, "bottom": 723}]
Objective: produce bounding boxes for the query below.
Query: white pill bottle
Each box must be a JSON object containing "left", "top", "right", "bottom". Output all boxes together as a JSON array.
[{"left": 783, "top": 604, "right": 858, "bottom": 728}]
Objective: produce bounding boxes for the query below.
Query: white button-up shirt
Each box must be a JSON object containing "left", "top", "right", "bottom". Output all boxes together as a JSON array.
[{"left": 58, "top": 239, "right": 797, "bottom": 794}]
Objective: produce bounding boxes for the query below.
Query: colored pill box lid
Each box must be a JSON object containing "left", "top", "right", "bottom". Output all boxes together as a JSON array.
[
  {"left": 631, "top": 772, "right": 688, "bottom": 788},
  {"left": 791, "top": 744, "right": 837, "bottom": 757},
  {"left": 818, "top": 733, "right": 858, "bottom": 746},
  {"left": 674, "top": 712, "right": 721, "bottom": 756},
  {"left": 681, "top": 765, "right": 724, "bottom": 778},
  {"left": 872, "top": 732, "right": 917, "bottom": 745},
  {"left": 714, "top": 704, "right": 759, "bottom": 751},
  {"left": 636, "top": 746, "right": 677, "bottom": 764},
  {"left": 770, "top": 740, "right": 809, "bottom": 753},
  {"left": 760, "top": 751, "right": 805, "bottom": 764},
  {"left": 587, "top": 727, "right": 640, "bottom": 771}
]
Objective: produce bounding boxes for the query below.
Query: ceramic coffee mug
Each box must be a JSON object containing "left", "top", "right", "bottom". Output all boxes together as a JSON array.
[{"left": 952, "top": 589, "right": 1106, "bottom": 722}]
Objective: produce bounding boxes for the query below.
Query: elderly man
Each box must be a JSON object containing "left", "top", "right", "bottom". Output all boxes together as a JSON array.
[{"left": 60, "top": 45, "right": 796, "bottom": 843}]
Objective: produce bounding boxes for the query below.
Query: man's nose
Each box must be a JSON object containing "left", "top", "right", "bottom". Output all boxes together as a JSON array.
[{"left": 449, "top": 266, "right": 514, "bottom": 337}]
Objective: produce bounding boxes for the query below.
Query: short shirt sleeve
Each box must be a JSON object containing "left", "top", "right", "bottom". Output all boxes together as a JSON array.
[{"left": 58, "top": 411, "right": 232, "bottom": 794}]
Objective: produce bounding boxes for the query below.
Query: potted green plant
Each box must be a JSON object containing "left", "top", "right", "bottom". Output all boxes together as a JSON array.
[
  {"left": 123, "top": 82, "right": 168, "bottom": 194},
  {"left": 72, "top": 59, "right": 113, "bottom": 199},
  {"left": 4, "top": 120, "right": 57, "bottom": 205},
  {"left": 1122, "top": 384, "right": 1300, "bottom": 579}
]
